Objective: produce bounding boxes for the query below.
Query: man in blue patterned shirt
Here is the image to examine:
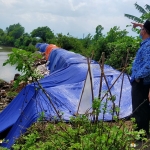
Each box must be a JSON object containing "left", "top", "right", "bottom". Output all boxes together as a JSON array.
[{"left": 131, "top": 20, "right": 150, "bottom": 136}]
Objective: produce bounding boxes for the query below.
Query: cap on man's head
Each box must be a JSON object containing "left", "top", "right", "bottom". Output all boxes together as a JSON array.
[{"left": 144, "top": 20, "right": 150, "bottom": 34}]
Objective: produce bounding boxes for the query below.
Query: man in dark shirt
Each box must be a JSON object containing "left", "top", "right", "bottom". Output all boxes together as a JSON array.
[{"left": 131, "top": 20, "right": 150, "bottom": 136}]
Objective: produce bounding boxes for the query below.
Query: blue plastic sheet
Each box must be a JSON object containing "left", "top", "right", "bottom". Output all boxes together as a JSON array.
[
  {"left": 0, "top": 47, "right": 132, "bottom": 148},
  {"left": 35, "top": 43, "right": 42, "bottom": 49},
  {"left": 47, "top": 48, "right": 89, "bottom": 73},
  {"left": 39, "top": 43, "right": 49, "bottom": 52}
]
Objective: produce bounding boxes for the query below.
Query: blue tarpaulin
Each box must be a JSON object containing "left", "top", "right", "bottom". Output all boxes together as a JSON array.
[
  {"left": 38, "top": 43, "right": 49, "bottom": 52},
  {"left": 35, "top": 43, "right": 42, "bottom": 49},
  {"left": 0, "top": 45, "right": 132, "bottom": 148}
]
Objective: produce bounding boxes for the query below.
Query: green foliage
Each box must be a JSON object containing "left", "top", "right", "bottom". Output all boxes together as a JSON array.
[
  {"left": 6, "top": 91, "right": 18, "bottom": 98},
  {"left": 0, "top": 28, "right": 5, "bottom": 45},
  {"left": 93, "top": 26, "right": 129, "bottom": 62},
  {"left": 105, "top": 36, "right": 140, "bottom": 73},
  {"left": 55, "top": 33, "right": 85, "bottom": 54},
  {"left": 14, "top": 33, "right": 38, "bottom": 52},
  {"left": 81, "top": 33, "right": 93, "bottom": 48},
  {"left": 0, "top": 147, "right": 8, "bottom": 150},
  {"left": 12, "top": 131, "right": 40, "bottom": 150},
  {"left": 0, "top": 21, "right": 142, "bottom": 72},
  {"left": 6, "top": 23, "right": 24, "bottom": 39},
  {"left": 1, "top": 3, "right": 148, "bottom": 74},
  {"left": 0, "top": 29, "right": 4, "bottom": 36},
  {"left": 92, "top": 98, "right": 101, "bottom": 117},
  {"left": 2, "top": 4, "right": 150, "bottom": 149},
  {"left": 26, "top": 44, "right": 37, "bottom": 52},
  {"left": 4, "top": 23, "right": 24, "bottom": 46},
  {"left": 38, "top": 111, "right": 45, "bottom": 122},
  {"left": 11, "top": 98, "right": 149, "bottom": 150},
  {"left": 106, "top": 26, "right": 128, "bottom": 42},
  {"left": 93, "top": 25, "right": 104, "bottom": 41},
  {"left": 124, "top": 3, "right": 150, "bottom": 37},
  {"left": 31, "top": 26, "right": 54, "bottom": 42},
  {"left": 124, "top": 3, "right": 150, "bottom": 29},
  {"left": 3, "top": 48, "right": 43, "bottom": 88},
  {"left": 4, "top": 36, "right": 14, "bottom": 46},
  {"left": 93, "top": 37, "right": 107, "bottom": 61}
]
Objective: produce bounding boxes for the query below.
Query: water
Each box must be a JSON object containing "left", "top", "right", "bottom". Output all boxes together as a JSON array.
[{"left": 0, "top": 46, "right": 19, "bottom": 82}]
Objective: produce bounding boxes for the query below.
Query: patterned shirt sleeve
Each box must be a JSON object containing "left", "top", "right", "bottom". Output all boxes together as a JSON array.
[
  {"left": 134, "top": 43, "right": 150, "bottom": 79},
  {"left": 131, "top": 38, "right": 150, "bottom": 84}
]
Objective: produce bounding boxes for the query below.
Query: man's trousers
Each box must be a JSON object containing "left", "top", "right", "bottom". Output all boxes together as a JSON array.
[{"left": 131, "top": 80, "right": 150, "bottom": 135}]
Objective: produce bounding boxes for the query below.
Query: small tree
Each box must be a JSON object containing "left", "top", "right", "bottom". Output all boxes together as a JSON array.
[
  {"left": 5, "top": 23, "right": 24, "bottom": 46},
  {"left": 3, "top": 48, "right": 42, "bottom": 88},
  {"left": 31, "top": 26, "right": 54, "bottom": 42}
]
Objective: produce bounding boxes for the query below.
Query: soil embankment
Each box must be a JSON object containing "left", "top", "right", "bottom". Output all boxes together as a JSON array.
[{"left": 0, "top": 79, "right": 15, "bottom": 112}]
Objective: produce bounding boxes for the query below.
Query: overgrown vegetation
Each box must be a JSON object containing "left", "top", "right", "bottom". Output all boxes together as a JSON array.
[
  {"left": 3, "top": 48, "right": 43, "bottom": 88},
  {"left": 1, "top": 43, "right": 149, "bottom": 150},
  {"left": 6, "top": 91, "right": 18, "bottom": 99},
  {"left": 9, "top": 98, "right": 150, "bottom": 150},
  {"left": 0, "top": 24, "right": 140, "bottom": 72}
]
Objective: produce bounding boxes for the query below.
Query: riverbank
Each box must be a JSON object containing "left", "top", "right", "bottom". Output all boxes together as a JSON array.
[
  {"left": 0, "top": 46, "right": 16, "bottom": 112},
  {"left": 0, "top": 79, "right": 16, "bottom": 112},
  {"left": 0, "top": 45, "right": 13, "bottom": 52},
  {"left": 0, "top": 55, "right": 48, "bottom": 112},
  {"left": 0, "top": 46, "right": 20, "bottom": 82}
]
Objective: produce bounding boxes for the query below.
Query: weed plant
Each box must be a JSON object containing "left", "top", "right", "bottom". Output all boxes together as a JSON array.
[
  {"left": 11, "top": 98, "right": 150, "bottom": 150},
  {"left": 1, "top": 49, "right": 150, "bottom": 150}
]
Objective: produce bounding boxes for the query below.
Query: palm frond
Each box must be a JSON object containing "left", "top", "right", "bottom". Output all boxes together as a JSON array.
[
  {"left": 141, "top": 13, "right": 150, "bottom": 21},
  {"left": 145, "top": 4, "right": 150, "bottom": 12},
  {"left": 124, "top": 14, "right": 143, "bottom": 23},
  {"left": 134, "top": 2, "right": 147, "bottom": 14}
]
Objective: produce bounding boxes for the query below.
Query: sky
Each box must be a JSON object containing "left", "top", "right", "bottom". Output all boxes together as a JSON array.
[{"left": 0, "top": 0, "right": 149, "bottom": 38}]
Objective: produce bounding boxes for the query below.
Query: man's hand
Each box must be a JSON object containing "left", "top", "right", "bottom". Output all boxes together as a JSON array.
[{"left": 131, "top": 22, "right": 143, "bottom": 28}]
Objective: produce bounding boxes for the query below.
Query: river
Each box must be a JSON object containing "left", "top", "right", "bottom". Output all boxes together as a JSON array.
[{"left": 0, "top": 46, "right": 19, "bottom": 82}]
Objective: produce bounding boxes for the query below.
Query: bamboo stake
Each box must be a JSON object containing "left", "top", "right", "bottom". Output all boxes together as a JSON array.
[
  {"left": 87, "top": 57, "right": 94, "bottom": 101},
  {"left": 98, "top": 52, "right": 112, "bottom": 98},
  {"left": 118, "top": 50, "right": 129, "bottom": 117},
  {"left": 98, "top": 53, "right": 113, "bottom": 99},
  {"left": 101, "top": 69, "right": 126, "bottom": 101},
  {"left": 35, "top": 79, "right": 62, "bottom": 119},
  {"left": 90, "top": 50, "right": 94, "bottom": 60},
  {"left": 23, "top": 58, "right": 61, "bottom": 119},
  {"left": 98, "top": 52, "right": 105, "bottom": 99}
]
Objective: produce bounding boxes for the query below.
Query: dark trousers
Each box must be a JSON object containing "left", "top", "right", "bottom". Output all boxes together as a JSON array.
[{"left": 131, "top": 80, "right": 150, "bottom": 134}]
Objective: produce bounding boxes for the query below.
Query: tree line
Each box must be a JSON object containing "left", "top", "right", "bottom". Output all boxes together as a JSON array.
[
  {"left": 0, "top": 2, "right": 149, "bottom": 74},
  {"left": 0, "top": 23, "right": 139, "bottom": 73}
]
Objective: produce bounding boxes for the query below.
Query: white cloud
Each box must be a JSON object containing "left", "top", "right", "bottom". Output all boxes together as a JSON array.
[
  {"left": 68, "top": 0, "right": 86, "bottom": 11},
  {"left": 1, "top": 0, "right": 20, "bottom": 7}
]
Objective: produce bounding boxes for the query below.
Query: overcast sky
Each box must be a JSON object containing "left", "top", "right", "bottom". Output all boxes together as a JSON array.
[{"left": 0, "top": 0, "right": 149, "bottom": 38}]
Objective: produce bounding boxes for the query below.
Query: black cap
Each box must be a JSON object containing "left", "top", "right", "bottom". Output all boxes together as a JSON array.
[{"left": 144, "top": 20, "right": 150, "bottom": 34}]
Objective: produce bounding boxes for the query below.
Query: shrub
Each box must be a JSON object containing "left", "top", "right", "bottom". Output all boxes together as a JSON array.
[{"left": 12, "top": 98, "right": 149, "bottom": 150}]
